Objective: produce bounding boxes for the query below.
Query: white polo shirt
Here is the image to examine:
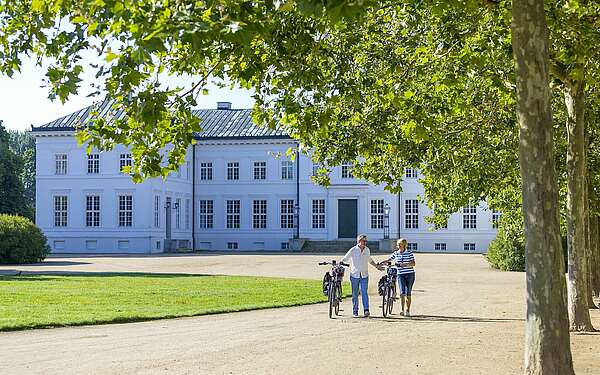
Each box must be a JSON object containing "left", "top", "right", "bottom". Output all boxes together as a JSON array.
[{"left": 341, "top": 245, "right": 377, "bottom": 278}]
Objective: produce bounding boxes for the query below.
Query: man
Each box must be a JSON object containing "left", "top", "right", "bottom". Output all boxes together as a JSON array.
[{"left": 341, "top": 234, "right": 383, "bottom": 318}]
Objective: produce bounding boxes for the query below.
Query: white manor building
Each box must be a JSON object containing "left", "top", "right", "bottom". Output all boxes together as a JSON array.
[{"left": 33, "top": 101, "right": 498, "bottom": 254}]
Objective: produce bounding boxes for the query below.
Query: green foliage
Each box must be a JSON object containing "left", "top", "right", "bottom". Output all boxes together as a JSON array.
[
  {"left": 7, "top": 129, "right": 35, "bottom": 220},
  {"left": 0, "top": 214, "right": 49, "bottom": 264},
  {"left": 485, "top": 210, "right": 525, "bottom": 272},
  {"left": 0, "top": 274, "right": 350, "bottom": 331},
  {"left": 0, "top": 122, "right": 28, "bottom": 217},
  {"left": 0, "top": 0, "right": 371, "bottom": 181}
]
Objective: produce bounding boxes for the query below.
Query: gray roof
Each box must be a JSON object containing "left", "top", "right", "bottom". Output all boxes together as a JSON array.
[{"left": 32, "top": 101, "right": 290, "bottom": 140}]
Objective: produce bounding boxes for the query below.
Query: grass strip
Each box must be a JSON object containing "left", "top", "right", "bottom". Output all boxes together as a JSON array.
[{"left": 0, "top": 273, "right": 351, "bottom": 331}]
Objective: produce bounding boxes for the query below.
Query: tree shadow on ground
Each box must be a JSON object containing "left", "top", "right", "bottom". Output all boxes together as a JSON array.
[{"left": 368, "top": 314, "right": 524, "bottom": 323}]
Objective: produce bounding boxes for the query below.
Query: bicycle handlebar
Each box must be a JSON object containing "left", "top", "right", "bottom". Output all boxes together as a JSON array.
[{"left": 318, "top": 261, "right": 350, "bottom": 267}]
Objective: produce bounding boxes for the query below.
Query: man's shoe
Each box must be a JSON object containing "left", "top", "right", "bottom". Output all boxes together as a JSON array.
[
  {"left": 353, "top": 313, "right": 359, "bottom": 318},
  {"left": 364, "top": 310, "right": 370, "bottom": 318},
  {"left": 405, "top": 311, "right": 411, "bottom": 317}
]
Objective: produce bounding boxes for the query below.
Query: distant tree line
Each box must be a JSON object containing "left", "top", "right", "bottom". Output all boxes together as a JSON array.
[{"left": 0, "top": 120, "right": 35, "bottom": 220}]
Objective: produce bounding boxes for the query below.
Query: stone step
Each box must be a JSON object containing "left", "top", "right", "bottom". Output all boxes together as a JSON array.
[{"left": 301, "top": 240, "right": 380, "bottom": 253}]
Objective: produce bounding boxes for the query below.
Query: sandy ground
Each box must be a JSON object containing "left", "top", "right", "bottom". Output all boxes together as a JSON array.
[{"left": 0, "top": 253, "right": 598, "bottom": 374}]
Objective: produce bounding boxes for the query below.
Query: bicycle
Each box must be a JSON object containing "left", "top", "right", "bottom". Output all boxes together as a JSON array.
[
  {"left": 379, "top": 262, "right": 397, "bottom": 318},
  {"left": 318, "top": 260, "right": 349, "bottom": 319}
]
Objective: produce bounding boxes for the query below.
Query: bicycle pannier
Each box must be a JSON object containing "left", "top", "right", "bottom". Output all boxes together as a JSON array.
[
  {"left": 322, "top": 272, "right": 332, "bottom": 295},
  {"left": 377, "top": 275, "right": 386, "bottom": 296}
]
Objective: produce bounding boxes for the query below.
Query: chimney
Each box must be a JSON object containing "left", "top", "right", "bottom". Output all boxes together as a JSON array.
[{"left": 217, "top": 101, "right": 232, "bottom": 110}]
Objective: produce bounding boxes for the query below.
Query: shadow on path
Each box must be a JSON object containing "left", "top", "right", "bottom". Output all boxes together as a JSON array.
[{"left": 368, "top": 314, "right": 524, "bottom": 323}]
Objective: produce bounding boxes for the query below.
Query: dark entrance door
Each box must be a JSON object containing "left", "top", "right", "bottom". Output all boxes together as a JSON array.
[{"left": 338, "top": 199, "right": 358, "bottom": 239}]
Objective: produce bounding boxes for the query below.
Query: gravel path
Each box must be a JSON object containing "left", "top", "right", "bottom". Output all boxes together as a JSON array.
[{"left": 0, "top": 253, "right": 598, "bottom": 374}]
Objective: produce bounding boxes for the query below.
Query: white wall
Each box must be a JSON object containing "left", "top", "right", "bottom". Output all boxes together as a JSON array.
[
  {"left": 35, "top": 134, "right": 497, "bottom": 253},
  {"left": 35, "top": 134, "right": 192, "bottom": 253}
]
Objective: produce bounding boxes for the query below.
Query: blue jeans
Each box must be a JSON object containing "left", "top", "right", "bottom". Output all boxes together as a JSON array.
[
  {"left": 399, "top": 272, "right": 415, "bottom": 296},
  {"left": 350, "top": 276, "right": 369, "bottom": 314}
]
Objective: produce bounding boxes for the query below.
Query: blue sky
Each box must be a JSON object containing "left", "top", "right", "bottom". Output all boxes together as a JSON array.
[{"left": 0, "top": 58, "right": 255, "bottom": 132}]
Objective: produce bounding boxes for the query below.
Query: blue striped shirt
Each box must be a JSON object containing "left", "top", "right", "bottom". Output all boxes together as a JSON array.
[{"left": 389, "top": 250, "right": 415, "bottom": 275}]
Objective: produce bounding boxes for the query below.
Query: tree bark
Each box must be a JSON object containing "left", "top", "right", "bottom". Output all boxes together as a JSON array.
[
  {"left": 511, "top": 0, "right": 575, "bottom": 373},
  {"left": 590, "top": 180, "right": 600, "bottom": 300},
  {"left": 564, "top": 81, "right": 595, "bottom": 330},
  {"left": 594, "top": 217, "right": 600, "bottom": 299},
  {"left": 585, "top": 174, "right": 597, "bottom": 308},
  {"left": 589, "top": 206, "right": 600, "bottom": 300}
]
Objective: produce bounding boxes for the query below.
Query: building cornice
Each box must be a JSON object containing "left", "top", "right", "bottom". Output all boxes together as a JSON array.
[{"left": 31, "top": 130, "right": 76, "bottom": 137}]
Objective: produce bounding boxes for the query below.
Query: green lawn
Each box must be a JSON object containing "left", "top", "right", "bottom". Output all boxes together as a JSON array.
[{"left": 0, "top": 273, "right": 351, "bottom": 331}]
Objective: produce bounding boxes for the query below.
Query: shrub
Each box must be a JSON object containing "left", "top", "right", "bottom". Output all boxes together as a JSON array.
[
  {"left": 0, "top": 214, "right": 50, "bottom": 264},
  {"left": 486, "top": 210, "right": 525, "bottom": 272}
]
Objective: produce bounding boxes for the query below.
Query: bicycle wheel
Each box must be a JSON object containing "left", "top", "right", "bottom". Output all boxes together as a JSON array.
[
  {"left": 328, "top": 282, "right": 335, "bottom": 319},
  {"left": 382, "top": 284, "right": 389, "bottom": 318},
  {"left": 334, "top": 282, "right": 341, "bottom": 316},
  {"left": 387, "top": 284, "right": 394, "bottom": 315}
]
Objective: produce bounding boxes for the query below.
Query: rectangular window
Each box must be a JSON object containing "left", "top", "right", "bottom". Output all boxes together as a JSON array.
[
  {"left": 281, "top": 242, "right": 290, "bottom": 250},
  {"left": 154, "top": 195, "right": 160, "bottom": 228},
  {"left": 55, "top": 154, "right": 67, "bottom": 175},
  {"left": 85, "top": 195, "right": 100, "bottom": 227},
  {"left": 407, "top": 243, "right": 418, "bottom": 251},
  {"left": 227, "top": 242, "right": 239, "bottom": 250},
  {"left": 118, "top": 195, "right": 133, "bottom": 227},
  {"left": 253, "top": 200, "right": 267, "bottom": 229},
  {"left": 86, "top": 240, "right": 97, "bottom": 250},
  {"left": 199, "top": 200, "right": 213, "bottom": 229},
  {"left": 463, "top": 204, "right": 477, "bottom": 229},
  {"left": 253, "top": 161, "right": 267, "bottom": 180},
  {"left": 405, "top": 199, "right": 419, "bottom": 229},
  {"left": 87, "top": 154, "right": 99, "bottom": 174},
  {"left": 464, "top": 243, "right": 476, "bottom": 252},
  {"left": 435, "top": 243, "right": 447, "bottom": 251},
  {"left": 185, "top": 199, "right": 190, "bottom": 230},
  {"left": 119, "top": 153, "right": 132, "bottom": 174},
  {"left": 492, "top": 210, "right": 501, "bottom": 229},
  {"left": 280, "top": 199, "right": 295, "bottom": 229},
  {"left": 227, "top": 162, "right": 240, "bottom": 180},
  {"left": 370, "top": 199, "right": 384, "bottom": 229},
  {"left": 226, "top": 200, "right": 241, "bottom": 229},
  {"left": 341, "top": 163, "right": 353, "bottom": 179},
  {"left": 312, "top": 199, "right": 326, "bottom": 229},
  {"left": 281, "top": 161, "right": 294, "bottom": 180},
  {"left": 54, "top": 195, "right": 68, "bottom": 227},
  {"left": 200, "top": 162, "right": 213, "bottom": 181},
  {"left": 405, "top": 167, "right": 418, "bottom": 179},
  {"left": 175, "top": 198, "right": 181, "bottom": 229}
]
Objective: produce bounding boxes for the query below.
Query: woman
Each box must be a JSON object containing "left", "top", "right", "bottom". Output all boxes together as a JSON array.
[{"left": 381, "top": 238, "right": 415, "bottom": 317}]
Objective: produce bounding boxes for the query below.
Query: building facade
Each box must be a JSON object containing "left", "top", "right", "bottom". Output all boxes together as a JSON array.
[{"left": 33, "top": 102, "right": 498, "bottom": 253}]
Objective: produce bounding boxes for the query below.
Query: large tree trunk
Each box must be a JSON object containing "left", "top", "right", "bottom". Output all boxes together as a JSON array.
[
  {"left": 585, "top": 176, "right": 597, "bottom": 308},
  {"left": 594, "top": 217, "right": 600, "bottom": 299},
  {"left": 511, "top": 0, "right": 575, "bottom": 373},
  {"left": 590, "top": 180, "right": 600, "bottom": 299},
  {"left": 590, "top": 204, "right": 600, "bottom": 300},
  {"left": 564, "top": 81, "right": 595, "bottom": 330}
]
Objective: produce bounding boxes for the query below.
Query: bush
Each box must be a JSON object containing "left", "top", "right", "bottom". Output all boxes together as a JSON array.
[
  {"left": 0, "top": 214, "right": 50, "bottom": 264},
  {"left": 486, "top": 211, "right": 525, "bottom": 271}
]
